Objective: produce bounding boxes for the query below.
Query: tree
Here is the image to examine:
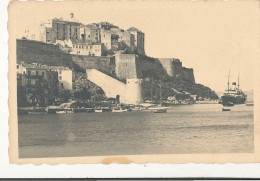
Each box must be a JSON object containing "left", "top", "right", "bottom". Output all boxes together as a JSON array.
[{"left": 74, "top": 87, "right": 91, "bottom": 100}]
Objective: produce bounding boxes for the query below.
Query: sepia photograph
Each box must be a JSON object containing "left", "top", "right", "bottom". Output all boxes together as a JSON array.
[{"left": 8, "top": 0, "right": 259, "bottom": 164}]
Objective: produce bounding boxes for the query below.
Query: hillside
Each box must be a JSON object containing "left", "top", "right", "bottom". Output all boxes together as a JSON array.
[{"left": 17, "top": 39, "right": 218, "bottom": 100}]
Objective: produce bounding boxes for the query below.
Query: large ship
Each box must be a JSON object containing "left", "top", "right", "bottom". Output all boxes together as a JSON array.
[{"left": 220, "top": 71, "right": 247, "bottom": 105}]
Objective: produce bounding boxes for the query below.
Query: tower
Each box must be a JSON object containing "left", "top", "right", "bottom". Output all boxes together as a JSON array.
[{"left": 126, "top": 79, "right": 142, "bottom": 105}]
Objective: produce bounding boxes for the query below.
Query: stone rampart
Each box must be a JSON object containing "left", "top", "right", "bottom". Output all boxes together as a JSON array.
[
  {"left": 182, "top": 67, "right": 195, "bottom": 83},
  {"left": 86, "top": 69, "right": 142, "bottom": 104}
]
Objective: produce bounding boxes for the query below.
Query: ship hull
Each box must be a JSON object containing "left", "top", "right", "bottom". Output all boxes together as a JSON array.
[{"left": 221, "top": 95, "right": 246, "bottom": 105}]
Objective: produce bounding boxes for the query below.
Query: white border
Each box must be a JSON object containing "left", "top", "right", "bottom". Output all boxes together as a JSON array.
[{"left": 1, "top": 0, "right": 260, "bottom": 178}]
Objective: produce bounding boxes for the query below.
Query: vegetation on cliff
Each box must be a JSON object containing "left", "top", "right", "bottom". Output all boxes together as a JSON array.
[{"left": 139, "top": 55, "right": 218, "bottom": 100}]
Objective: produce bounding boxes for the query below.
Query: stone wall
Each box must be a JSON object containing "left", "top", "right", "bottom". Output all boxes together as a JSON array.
[
  {"left": 115, "top": 54, "right": 141, "bottom": 80},
  {"left": 158, "top": 57, "right": 195, "bottom": 83},
  {"left": 86, "top": 69, "right": 142, "bottom": 104},
  {"left": 182, "top": 67, "right": 195, "bottom": 83},
  {"left": 71, "top": 55, "right": 115, "bottom": 76}
]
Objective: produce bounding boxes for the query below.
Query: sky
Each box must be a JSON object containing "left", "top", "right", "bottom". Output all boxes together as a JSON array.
[{"left": 9, "top": 0, "right": 259, "bottom": 92}]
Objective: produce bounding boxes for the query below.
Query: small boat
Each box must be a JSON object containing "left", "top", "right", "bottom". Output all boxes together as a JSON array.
[
  {"left": 28, "top": 111, "right": 46, "bottom": 115},
  {"left": 112, "top": 109, "right": 127, "bottom": 113},
  {"left": 56, "top": 110, "right": 67, "bottom": 114},
  {"left": 223, "top": 102, "right": 234, "bottom": 107},
  {"left": 94, "top": 109, "right": 103, "bottom": 113},
  {"left": 148, "top": 106, "right": 169, "bottom": 113},
  {"left": 153, "top": 108, "right": 167, "bottom": 113},
  {"left": 246, "top": 103, "right": 254, "bottom": 106},
  {"left": 56, "top": 109, "right": 74, "bottom": 114},
  {"left": 222, "top": 107, "right": 231, "bottom": 111}
]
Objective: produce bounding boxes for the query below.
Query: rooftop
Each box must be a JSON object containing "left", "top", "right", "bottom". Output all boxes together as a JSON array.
[{"left": 126, "top": 27, "right": 143, "bottom": 33}]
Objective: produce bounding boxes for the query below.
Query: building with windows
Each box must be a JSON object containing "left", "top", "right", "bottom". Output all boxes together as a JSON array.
[
  {"left": 100, "top": 29, "right": 119, "bottom": 50},
  {"left": 84, "top": 24, "right": 101, "bottom": 43},
  {"left": 70, "top": 40, "right": 103, "bottom": 56},
  {"left": 111, "top": 27, "right": 135, "bottom": 53},
  {"left": 126, "top": 27, "right": 145, "bottom": 55},
  {"left": 50, "top": 18, "right": 82, "bottom": 43},
  {"left": 48, "top": 66, "right": 75, "bottom": 90},
  {"left": 16, "top": 63, "right": 59, "bottom": 107}
]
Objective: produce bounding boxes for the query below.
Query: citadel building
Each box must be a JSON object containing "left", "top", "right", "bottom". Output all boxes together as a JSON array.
[{"left": 18, "top": 13, "right": 196, "bottom": 105}]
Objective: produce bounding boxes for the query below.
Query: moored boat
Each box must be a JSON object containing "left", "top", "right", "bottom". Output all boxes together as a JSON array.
[
  {"left": 94, "top": 109, "right": 103, "bottom": 113},
  {"left": 148, "top": 106, "right": 169, "bottom": 113},
  {"left": 112, "top": 109, "right": 127, "bottom": 113},
  {"left": 56, "top": 109, "right": 74, "bottom": 114},
  {"left": 56, "top": 110, "right": 67, "bottom": 114},
  {"left": 222, "top": 107, "right": 231, "bottom": 111}
]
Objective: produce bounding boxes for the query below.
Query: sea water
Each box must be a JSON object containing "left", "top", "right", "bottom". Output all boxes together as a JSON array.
[{"left": 18, "top": 104, "right": 254, "bottom": 158}]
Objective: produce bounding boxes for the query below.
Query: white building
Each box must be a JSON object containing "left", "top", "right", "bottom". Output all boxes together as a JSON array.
[
  {"left": 71, "top": 42, "right": 102, "bottom": 56},
  {"left": 49, "top": 66, "right": 75, "bottom": 90}
]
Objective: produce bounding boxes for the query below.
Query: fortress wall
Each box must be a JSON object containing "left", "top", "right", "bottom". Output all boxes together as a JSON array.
[
  {"left": 86, "top": 69, "right": 127, "bottom": 103},
  {"left": 136, "top": 57, "right": 167, "bottom": 79},
  {"left": 71, "top": 55, "right": 115, "bottom": 75},
  {"left": 182, "top": 67, "right": 195, "bottom": 83},
  {"left": 158, "top": 58, "right": 183, "bottom": 78},
  {"left": 157, "top": 58, "right": 174, "bottom": 76},
  {"left": 115, "top": 54, "right": 140, "bottom": 80},
  {"left": 86, "top": 69, "right": 142, "bottom": 104}
]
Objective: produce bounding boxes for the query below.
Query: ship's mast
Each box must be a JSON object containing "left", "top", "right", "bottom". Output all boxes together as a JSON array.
[
  {"left": 151, "top": 78, "right": 153, "bottom": 103},
  {"left": 238, "top": 72, "right": 240, "bottom": 91},
  {"left": 227, "top": 69, "right": 230, "bottom": 92},
  {"left": 159, "top": 84, "right": 162, "bottom": 104}
]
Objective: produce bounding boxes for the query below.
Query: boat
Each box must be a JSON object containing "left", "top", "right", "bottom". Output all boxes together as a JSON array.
[
  {"left": 56, "top": 109, "right": 74, "bottom": 114},
  {"left": 112, "top": 108, "right": 127, "bottom": 113},
  {"left": 56, "top": 110, "right": 67, "bottom": 114},
  {"left": 246, "top": 102, "right": 254, "bottom": 106},
  {"left": 94, "top": 109, "right": 103, "bottom": 113},
  {"left": 153, "top": 107, "right": 168, "bottom": 113},
  {"left": 220, "top": 70, "right": 247, "bottom": 105},
  {"left": 223, "top": 102, "right": 234, "bottom": 107},
  {"left": 148, "top": 106, "right": 169, "bottom": 113},
  {"left": 28, "top": 111, "right": 46, "bottom": 115},
  {"left": 222, "top": 107, "right": 231, "bottom": 111},
  {"left": 27, "top": 107, "right": 47, "bottom": 114}
]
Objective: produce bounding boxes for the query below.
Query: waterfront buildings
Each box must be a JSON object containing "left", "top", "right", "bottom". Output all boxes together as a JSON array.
[
  {"left": 48, "top": 66, "right": 75, "bottom": 90},
  {"left": 16, "top": 63, "right": 59, "bottom": 106},
  {"left": 17, "top": 63, "right": 75, "bottom": 91}
]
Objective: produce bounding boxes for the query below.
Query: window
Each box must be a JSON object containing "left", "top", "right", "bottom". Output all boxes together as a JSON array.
[
  {"left": 28, "top": 70, "right": 31, "bottom": 76},
  {"left": 36, "top": 71, "right": 38, "bottom": 76},
  {"left": 17, "top": 65, "right": 19, "bottom": 69},
  {"left": 59, "top": 70, "right": 62, "bottom": 74},
  {"left": 59, "top": 76, "right": 62, "bottom": 80},
  {"left": 42, "top": 72, "right": 45, "bottom": 76}
]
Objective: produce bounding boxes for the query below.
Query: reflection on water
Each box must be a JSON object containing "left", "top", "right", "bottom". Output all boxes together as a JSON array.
[{"left": 18, "top": 104, "right": 254, "bottom": 158}]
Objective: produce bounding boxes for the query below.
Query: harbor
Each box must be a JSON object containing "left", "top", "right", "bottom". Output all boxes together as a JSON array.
[{"left": 18, "top": 104, "right": 254, "bottom": 158}]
